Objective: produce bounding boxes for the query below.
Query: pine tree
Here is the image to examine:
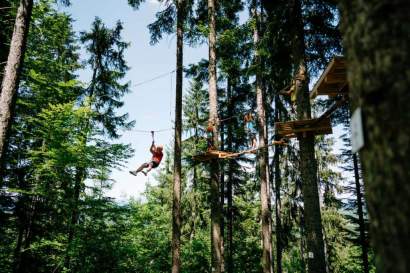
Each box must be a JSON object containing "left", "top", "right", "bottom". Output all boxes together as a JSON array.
[
  {"left": 0, "top": 0, "right": 33, "bottom": 164},
  {"left": 340, "top": 1, "right": 410, "bottom": 271},
  {"left": 65, "top": 17, "right": 132, "bottom": 270},
  {"left": 172, "top": 0, "right": 185, "bottom": 271},
  {"left": 207, "top": 0, "right": 222, "bottom": 272},
  {"left": 1, "top": 3, "right": 81, "bottom": 270},
  {"left": 251, "top": 1, "right": 273, "bottom": 272}
]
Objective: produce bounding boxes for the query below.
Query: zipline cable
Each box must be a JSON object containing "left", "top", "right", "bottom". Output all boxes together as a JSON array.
[
  {"left": 133, "top": 128, "right": 172, "bottom": 133},
  {"left": 131, "top": 70, "right": 176, "bottom": 135},
  {"left": 133, "top": 69, "right": 176, "bottom": 87}
]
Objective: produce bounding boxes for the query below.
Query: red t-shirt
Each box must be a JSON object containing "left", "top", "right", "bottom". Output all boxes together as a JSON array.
[{"left": 152, "top": 150, "right": 163, "bottom": 164}]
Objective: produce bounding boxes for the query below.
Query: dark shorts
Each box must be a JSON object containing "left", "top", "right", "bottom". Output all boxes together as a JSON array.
[{"left": 150, "top": 160, "right": 159, "bottom": 168}]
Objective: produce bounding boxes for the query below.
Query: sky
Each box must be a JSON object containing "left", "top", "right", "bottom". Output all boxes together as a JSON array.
[
  {"left": 62, "top": 0, "right": 347, "bottom": 202},
  {"left": 62, "top": 0, "right": 207, "bottom": 201}
]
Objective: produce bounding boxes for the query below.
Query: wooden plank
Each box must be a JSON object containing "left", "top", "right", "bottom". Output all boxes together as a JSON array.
[
  {"left": 275, "top": 117, "right": 333, "bottom": 138},
  {"left": 310, "top": 56, "right": 348, "bottom": 99},
  {"left": 324, "top": 73, "right": 347, "bottom": 84}
]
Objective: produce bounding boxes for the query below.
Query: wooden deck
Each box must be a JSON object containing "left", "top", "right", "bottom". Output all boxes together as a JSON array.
[
  {"left": 192, "top": 149, "right": 257, "bottom": 162},
  {"left": 310, "top": 57, "right": 348, "bottom": 99},
  {"left": 275, "top": 117, "right": 333, "bottom": 138},
  {"left": 193, "top": 141, "right": 288, "bottom": 162}
]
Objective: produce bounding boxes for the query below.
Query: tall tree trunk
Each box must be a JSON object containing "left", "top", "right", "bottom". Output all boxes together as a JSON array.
[
  {"left": 65, "top": 76, "right": 96, "bottom": 268},
  {"left": 253, "top": 2, "right": 273, "bottom": 272},
  {"left": 220, "top": 122, "right": 225, "bottom": 273},
  {"left": 172, "top": 1, "right": 184, "bottom": 272},
  {"left": 274, "top": 95, "right": 283, "bottom": 273},
  {"left": 340, "top": 1, "right": 410, "bottom": 272},
  {"left": 291, "top": 1, "right": 327, "bottom": 273},
  {"left": 226, "top": 79, "right": 234, "bottom": 273},
  {"left": 353, "top": 153, "right": 369, "bottom": 273},
  {"left": 208, "top": 0, "right": 222, "bottom": 272},
  {"left": 0, "top": 0, "right": 33, "bottom": 164},
  {"left": 300, "top": 215, "right": 307, "bottom": 273},
  {"left": 65, "top": 167, "right": 85, "bottom": 269},
  {"left": 341, "top": 1, "right": 410, "bottom": 272}
]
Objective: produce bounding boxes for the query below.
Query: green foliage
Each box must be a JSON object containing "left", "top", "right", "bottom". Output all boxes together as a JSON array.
[
  {"left": 80, "top": 17, "right": 134, "bottom": 138},
  {"left": 0, "top": 1, "right": 379, "bottom": 273}
]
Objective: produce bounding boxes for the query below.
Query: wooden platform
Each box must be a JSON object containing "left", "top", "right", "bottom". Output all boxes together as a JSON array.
[
  {"left": 310, "top": 57, "right": 348, "bottom": 99},
  {"left": 193, "top": 141, "right": 289, "bottom": 162},
  {"left": 192, "top": 149, "right": 258, "bottom": 162},
  {"left": 275, "top": 117, "right": 333, "bottom": 138},
  {"left": 192, "top": 150, "right": 238, "bottom": 162}
]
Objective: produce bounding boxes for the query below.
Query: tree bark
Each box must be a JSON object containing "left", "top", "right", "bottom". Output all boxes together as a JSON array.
[
  {"left": 220, "top": 122, "right": 225, "bottom": 273},
  {"left": 172, "top": 1, "right": 184, "bottom": 272},
  {"left": 340, "top": 2, "right": 410, "bottom": 272},
  {"left": 291, "top": 1, "right": 327, "bottom": 273},
  {"left": 0, "top": 0, "right": 33, "bottom": 164},
  {"left": 65, "top": 167, "right": 85, "bottom": 269},
  {"left": 208, "top": 0, "right": 222, "bottom": 272},
  {"left": 274, "top": 95, "right": 283, "bottom": 273},
  {"left": 353, "top": 153, "right": 369, "bottom": 273},
  {"left": 253, "top": 2, "right": 273, "bottom": 272},
  {"left": 226, "top": 79, "right": 234, "bottom": 273}
]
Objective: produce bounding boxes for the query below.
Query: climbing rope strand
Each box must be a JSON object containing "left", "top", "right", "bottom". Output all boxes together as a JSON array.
[
  {"left": 133, "top": 128, "right": 172, "bottom": 133},
  {"left": 133, "top": 70, "right": 176, "bottom": 87}
]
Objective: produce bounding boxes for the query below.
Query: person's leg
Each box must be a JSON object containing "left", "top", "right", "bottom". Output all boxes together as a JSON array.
[
  {"left": 129, "top": 162, "right": 149, "bottom": 176},
  {"left": 136, "top": 162, "right": 149, "bottom": 173},
  {"left": 141, "top": 162, "right": 156, "bottom": 176}
]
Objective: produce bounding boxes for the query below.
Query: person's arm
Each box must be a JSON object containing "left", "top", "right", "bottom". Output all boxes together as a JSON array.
[{"left": 150, "top": 142, "right": 156, "bottom": 154}]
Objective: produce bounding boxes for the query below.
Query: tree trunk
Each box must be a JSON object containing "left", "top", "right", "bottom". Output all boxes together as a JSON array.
[
  {"left": 291, "top": 1, "right": 327, "bottom": 273},
  {"left": 300, "top": 215, "right": 307, "bottom": 273},
  {"left": 65, "top": 167, "right": 85, "bottom": 269},
  {"left": 208, "top": 0, "right": 222, "bottom": 272},
  {"left": 253, "top": 2, "right": 273, "bottom": 272},
  {"left": 226, "top": 79, "right": 234, "bottom": 273},
  {"left": 0, "top": 0, "right": 33, "bottom": 164},
  {"left": 220, "top": 122, "right": 225, "bottom": 273},
  {"left": 353, "top": 153, "right": 369, "bottom": 273},
  {"left": 274, "top": 96, "right": 283, "bottom": 273},
  {"left": 172, "top": 1, "right": 184, "bottom": 272},
  {"left": 340, "top": 1, "right": 410, "bottom": 272},
  {"left": 295, "top": 60, "right": 327, "bottom": 273}
]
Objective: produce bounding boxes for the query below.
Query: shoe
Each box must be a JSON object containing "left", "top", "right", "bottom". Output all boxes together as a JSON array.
[{"left": 129, "top": 170, "right": 137, "bottom": 176}]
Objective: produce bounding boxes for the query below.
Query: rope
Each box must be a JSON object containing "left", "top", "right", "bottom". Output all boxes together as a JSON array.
[
  {"left": 133, "top": 128, "right": 172, "bottom": 133},
  {"left": 131, "top": 70, "right": 176, "bottom": 135},
  {"left": 133, "top": 70, "right": 176, "bottom": 87}
]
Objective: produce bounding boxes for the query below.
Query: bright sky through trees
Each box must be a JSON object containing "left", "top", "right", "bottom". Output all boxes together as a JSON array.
[
  {"left": 64, "top": 0, "right": 207, "bottom": 200},
  {"left": 63, "top": 0, "right": 346, "bottom": 202}
]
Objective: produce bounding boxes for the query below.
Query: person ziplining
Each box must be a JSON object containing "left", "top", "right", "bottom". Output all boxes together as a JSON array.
[
  {"left": 126, "top": 69, "right": 175, "bottom": 176},
  {"left": 129, "top": 131, "right": 164, "bottom": 176}
]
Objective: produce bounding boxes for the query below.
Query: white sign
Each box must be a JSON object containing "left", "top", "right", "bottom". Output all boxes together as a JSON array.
[
  {"left": 308, "top": 252, "right": 314, "bottom": 259},
  {"left": 351, "top": 107, "right": 364, "bottom": 153}
]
